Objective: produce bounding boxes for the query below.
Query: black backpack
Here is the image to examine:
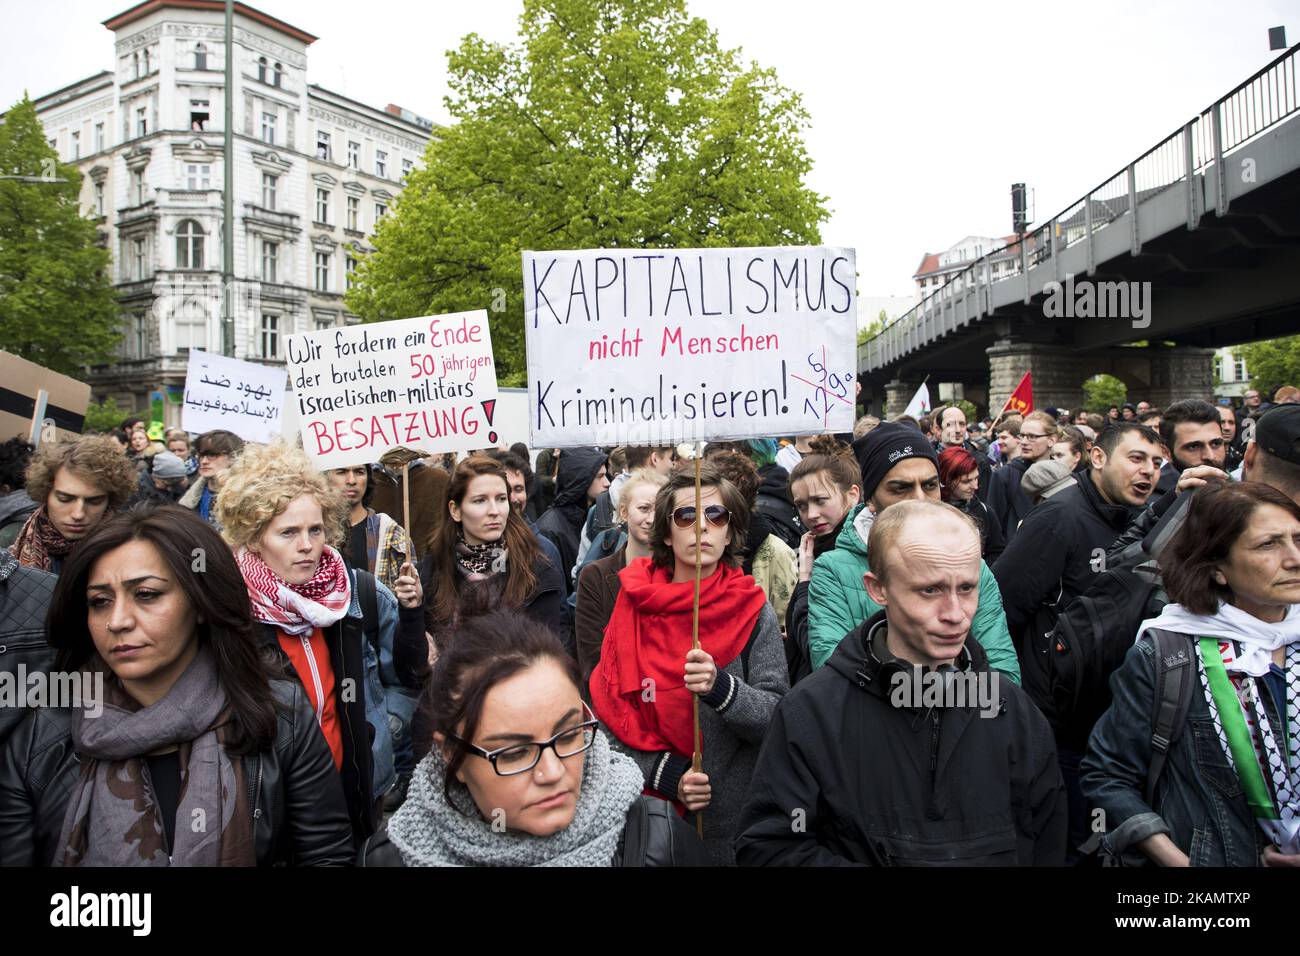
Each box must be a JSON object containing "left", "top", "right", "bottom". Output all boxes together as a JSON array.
[{"left": 1021, "top": 563, "right": 1168, "bottom": 750}]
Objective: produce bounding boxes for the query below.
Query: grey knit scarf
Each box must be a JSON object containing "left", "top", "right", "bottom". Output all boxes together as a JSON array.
[{"left": 387, "top": 729, "right": 645, "bottom": 867}]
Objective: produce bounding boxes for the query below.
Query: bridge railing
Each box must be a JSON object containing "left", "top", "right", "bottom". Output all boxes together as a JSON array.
[{"left": 861, "top": 42, "right": 1300, "bottom": 375}]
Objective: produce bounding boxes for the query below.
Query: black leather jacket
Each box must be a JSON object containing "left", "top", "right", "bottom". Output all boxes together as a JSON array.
[
  {"left": 0, "top": 679, "right": 355, "bottom": 866},
  {"left": 358, "top": 795, "right": 711, "bottom": 867},
  {"left": 0, "top": 551, "right": 57, "bottom": 750}
]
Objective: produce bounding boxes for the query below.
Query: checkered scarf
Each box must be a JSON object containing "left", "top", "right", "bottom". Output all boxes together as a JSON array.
[{"left": 236, "top": 545, "right": 352, "bottom": 636}]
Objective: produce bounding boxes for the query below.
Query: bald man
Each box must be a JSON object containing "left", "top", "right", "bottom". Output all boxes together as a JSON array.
[{"left": 736, "top": 501, "right": 1066, "bottom": 866}]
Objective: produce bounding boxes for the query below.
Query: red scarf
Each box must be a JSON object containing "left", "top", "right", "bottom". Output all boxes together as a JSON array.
[
  {"left": 590, "top": 557, "right": 766, "bottom": 759},
  {"left": 237, "top": 546, "right": 352, "bottom": 636},
  {"left": 10, "top": 506, "right": 75, "bottom": 572}
]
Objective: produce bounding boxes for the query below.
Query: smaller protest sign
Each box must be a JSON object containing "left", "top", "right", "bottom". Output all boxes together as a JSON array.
[
  {"left": 286, "top": 311, "right": 499, "bottom": 470},
  {"left": 0, "top": 351, "right": 91, "bottom": 444},
  {"left": 182, "top": 350, "right": 286, "bottom": 443}
]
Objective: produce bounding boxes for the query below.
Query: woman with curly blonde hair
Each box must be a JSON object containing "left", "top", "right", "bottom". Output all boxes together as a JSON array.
[
  {"left": 12, "top": 435, "right": 136, "bottom": 573},
  {"left": 216, "top": 442, "right": 428, "bottom": 843}
]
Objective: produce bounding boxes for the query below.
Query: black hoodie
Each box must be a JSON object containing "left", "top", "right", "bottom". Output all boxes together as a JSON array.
[
  {"left": 535, "top": 446, "right": 608, "bottom": 595},
  {"left": 735, "top": 610, "right": 1066, "bottom": 866}
]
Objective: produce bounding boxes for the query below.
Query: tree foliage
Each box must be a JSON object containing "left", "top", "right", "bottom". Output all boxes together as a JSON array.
[
  {"left": 1082, "top": 373, "right": 1126, "bottom": 412},
  {"left": 0, "top": 94, "right": 119, "bottom": 375},
  {"left": 1238, "top": 335, "right": 1300, "bottom": 398},
  {"left": 347, "top": 0, "right": 830, "bottom": 385}
]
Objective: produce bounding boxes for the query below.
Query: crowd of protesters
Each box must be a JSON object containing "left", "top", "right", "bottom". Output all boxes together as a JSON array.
[{"left": 0, "top": 383, "right": 1298, "bottom": 868}]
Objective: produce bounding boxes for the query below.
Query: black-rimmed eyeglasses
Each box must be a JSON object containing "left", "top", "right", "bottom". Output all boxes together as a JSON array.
[{"left": 446, "top": 702, "right": 600, "bottom": 776}]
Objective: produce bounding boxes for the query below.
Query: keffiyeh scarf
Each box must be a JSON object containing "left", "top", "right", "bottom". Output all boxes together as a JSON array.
[{"left": 237, "top": 545, "right": 352, "bottom": 636}]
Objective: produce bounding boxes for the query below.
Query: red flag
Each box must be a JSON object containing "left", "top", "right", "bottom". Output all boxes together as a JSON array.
[{"left": 1006, "top": 372, "right": 1033, "bottom": 417}]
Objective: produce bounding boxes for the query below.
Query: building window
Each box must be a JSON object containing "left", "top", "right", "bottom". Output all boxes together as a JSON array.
[
  {"left": 94, "top": 182, "right": 104, "bottom": 217},
  {"left": 261, "top": 314, "right": 279, "bottom": 358},
  {"left": 176, "top": 219, "right": 205, "bottom": 270},
  {"left": 132, "top": 52, "right": 140, "bottom": 80},
  {"left": 70, "top": 131, "right": 80, "bottom": 160},
  {"left": 273, "top": 62, "right": 283, "bottom": 87},
  {"left": 136, "top": 107, "right": 147, "bottom": 138},
  {"left": 346, "top": 196, "right": 358, "bottom": 231},
  {"left": 314, "top": 252, "right": 331, "bottom": 292},
  {"left": 317, "top": 130, "right": 331, "bottom": 161},
  {"left": 262, "top": 172, "right": 277, "bottom": 210},
  {"left": 402, "top": 158, "right": 412, "bottom": 182},
  {"left": 132, "top": 168, "right": 145, "bottom": 205},
  {"left": 315, "top": 188, "right": 330, "bottom": 224},
  {"left": 261, "top": 112, "right": 276, "bottom": 145},
  {"left": 135, "top": 312, "right": 148, "bottom": 357},
  {"left": 142, "top": 48, "right": 151, "bottom": 75},
  {"left": 190, "top": 99, "right": 210, "bottom": 131},
  {"left": 316, "top": 316, "right": 335, "bottom": 331},
  {"left": 185, "top": 164, "right": 211, "bottom": 190},
  {"left": 346, "top": 255, "right": 358, "bottom": 290},
  {"left": 262, "top": 241, "right": 279, "bottom": 283},
  {"left": 94, "top": 122, "right": 105, "bottom": 152},
  {"left": 194, "top": 42, "right": 208, "bottom": 71},
  {"left": 132, "top": 238, "right": 146, "bottom": 280},
  {"left": 347, "top": 141, "right": 359, "bottom": 169},
  {"left": 257, "top": 56, "right": 267, "bottom": 84},
  {"left": 176, "top": 299, "right": 206, "bottom": 351},
  {"left": 375, "top": 151, "right": 387, "bottom": 178},
  {"left": 374, "top": 202, "right": 387, "bottom": 223},
  {"left": 1235, "top": 357, "right": 1247, "bottom": 382}
]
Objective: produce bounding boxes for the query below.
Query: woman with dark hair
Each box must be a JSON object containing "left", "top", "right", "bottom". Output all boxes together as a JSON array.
[
  {"left": 938, "top": 445, "right": 1005, "bottom": 561},
  {"left": 0, "top": 503, "right": 354, "bottom": 866},
  {"left": 1082, "top": 481, "right": 1300, "bottom": 866},
  {"left": 360, "top": 601, "right": 709, "bottom": 866},
  {"left": 783, "top": 437, "right": 861, "bottom": 684},
  {"left": 424, "top": 455, "right": 567, "bottom": 649},
  {"left": 178, "top": 429, "right": 245, "bottom": 528},
  {"left": 217, "top": 443, "right": 427, "bottom": 845},
  {"left": 590, "top": 464, "right": 788, "bottom": 864}
]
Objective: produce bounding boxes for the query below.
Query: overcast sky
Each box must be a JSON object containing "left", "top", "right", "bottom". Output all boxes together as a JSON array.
[{"left": 1, "top": 0, "right": 1293, "bottom": 297}]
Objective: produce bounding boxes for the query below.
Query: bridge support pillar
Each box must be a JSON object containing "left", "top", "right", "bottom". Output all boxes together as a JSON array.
[
  {"left": 885, "top": 379, "right": 923, "bottom": 419},
  {"left": 1141, "top": 346, "right": 1216, "bottom": 409},
  {"left": 986, "top": 341, "right": 1085, "bottom": 415}
]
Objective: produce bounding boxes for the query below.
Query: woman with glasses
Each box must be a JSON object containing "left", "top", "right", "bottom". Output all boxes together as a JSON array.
[
  {"left": 360, "top": 602, "right": 710, "bottom": 866},
  {"left": 987, "top": 410, "right": 1059, "bottom": 541},
  {"left": 179, "top": 429, "right": 245, "bottom": 529},
  {"left": 424, "top": 455, "right": 568, "bottom": 651},
  {"left": 938, "top": 445, "right": 1005, "bottom": 561},
  {"left": 0, "top": 503, "right": 354, "bottom": 866},
  {"left": 590, "top": 464, "right": 789, "bottom": 865},
  {"left": 1083, "top": 481, "right": 1300, "bottom": 866}
]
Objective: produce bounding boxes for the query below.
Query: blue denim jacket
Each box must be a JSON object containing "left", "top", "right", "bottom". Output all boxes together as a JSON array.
[
  {"left": 1081, "top": 630, "right": 1265, "bottom": 866},
  {"left": 347, "top": 569, "right": 419, "bottom": 802}
]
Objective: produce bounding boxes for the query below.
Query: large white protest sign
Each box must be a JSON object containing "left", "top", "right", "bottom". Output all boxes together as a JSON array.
[
  {"left": 523, "top": 246, "right": 857, "bottom": 448},
  {"left": 286, "top": 311, "right": 499, "bottom": 470},
  {"left": 182, "top": 350, "right": 286, "bottom": 443}
]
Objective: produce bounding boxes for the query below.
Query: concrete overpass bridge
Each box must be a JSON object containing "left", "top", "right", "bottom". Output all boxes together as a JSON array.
[{"left": 859, "top": 44, "right": 1300, "bottom": 417}]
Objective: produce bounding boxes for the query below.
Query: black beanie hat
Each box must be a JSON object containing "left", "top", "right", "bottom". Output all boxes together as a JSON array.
[{"left": 853, "top": 421, "right": 939, "bottom": 499}]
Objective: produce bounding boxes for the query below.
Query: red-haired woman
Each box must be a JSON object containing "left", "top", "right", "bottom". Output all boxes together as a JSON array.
[
  {"left": 424, "top": 455, "right": 568, "bottom": 652},
  {"left": 938, "top": 445, "right": 1004, "bottom": 561}
]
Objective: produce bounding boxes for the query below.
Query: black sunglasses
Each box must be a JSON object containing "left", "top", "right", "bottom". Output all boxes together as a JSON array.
[{"left": 672, "top": 504, "right": 731, "bottom": 529}]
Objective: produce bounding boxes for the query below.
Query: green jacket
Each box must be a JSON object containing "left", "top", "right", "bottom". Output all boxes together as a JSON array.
[{"left": 807, "top": 503, "right": 1021, "bottom": 683}]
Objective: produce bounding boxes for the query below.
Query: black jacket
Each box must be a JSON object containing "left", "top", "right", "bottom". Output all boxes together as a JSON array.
[
  {"left": 536, "top": 447, "right": 608, "bottom": 595},
  {"left": 0, "top": 552, "right": 57, "bottom": 750},
  {"left": 954, "top": 494, "right": 1005, "bottom": 563},
  {"left": 358, "top": 795, "right": 711, "bottom": 866},
  {"left": 986, "top": 456, "right": 1031, "bottom": 541},
  {"left": 992, "top": 472, "right": 1137, "bottom": 646},
  {"left": 754, "top": 463, "right": 803, "bottom": 550},
  {"left": 734, "top": 610, "right": 1066, "bottom": 866},
  {"left": 0, "top": 679, "right": 355, "bottom": 866}
]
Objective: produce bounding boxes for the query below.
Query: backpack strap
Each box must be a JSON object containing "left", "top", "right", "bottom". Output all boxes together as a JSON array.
[{"left": 1145, "top": 630, "right": 1196, "bottom": 805}]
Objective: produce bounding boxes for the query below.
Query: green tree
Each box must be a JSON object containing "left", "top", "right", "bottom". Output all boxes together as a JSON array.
[
  {"left": 0, "top": 94, "right": 119, "bottom": 375},
  {"left": 857, "top": 308, "right": 888, "bottom": 347},
  {"left": 83, "top": 396, "right": 130, "bottom": 434},
  {"left": 347, "top": 0, "right": 829, "bottom": 386},
  {"left": 1238, "top": 335, "right": 1300, "bottom": 398},
  {"left": 1082, "top": 373, "right": 1126, "bottom": 412}
]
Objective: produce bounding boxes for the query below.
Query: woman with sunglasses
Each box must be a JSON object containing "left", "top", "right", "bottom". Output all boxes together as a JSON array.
[
  {"left": 590, "top": 464, "right": 789, "bottom": 865},
  {"left": 360, "top": 601, "right": 710, "bottom": 866}
]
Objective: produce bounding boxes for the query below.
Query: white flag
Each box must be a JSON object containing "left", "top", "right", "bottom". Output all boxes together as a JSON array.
[{"left": 903, "top": 382, "right": 931, "bottom": 418}]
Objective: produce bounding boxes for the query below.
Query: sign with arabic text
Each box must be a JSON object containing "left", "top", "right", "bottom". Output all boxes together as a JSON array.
[{"left": 182, "top": 351, "right": 286, "bottom": 443}]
